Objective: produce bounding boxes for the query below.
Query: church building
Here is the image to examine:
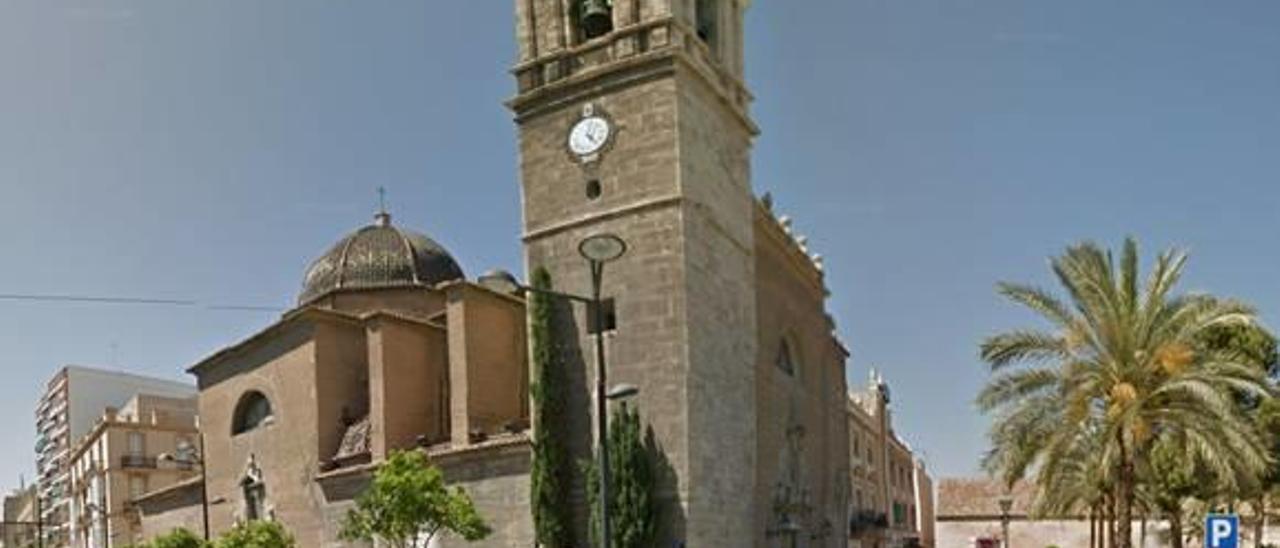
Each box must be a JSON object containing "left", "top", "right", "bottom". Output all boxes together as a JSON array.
[
  {"left": 134, "top": 1, "right": 896, "bottom": 547},
  {"left": 134, "top": 211, "right": 535, "bottom": 546}
]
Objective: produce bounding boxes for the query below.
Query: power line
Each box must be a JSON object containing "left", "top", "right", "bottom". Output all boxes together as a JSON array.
[
  {"left": 0, "top": 293, "right": 286, "bottom": 312},
  {"left": 0, "top": 294, "right": 196, "bottom": 306},
  {"left": 206, "top": 304, "right": 287, "bottom": 312}
]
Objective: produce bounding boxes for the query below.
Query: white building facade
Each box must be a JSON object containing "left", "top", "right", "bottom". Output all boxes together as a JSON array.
[{"left": 35, "top": 366, "right": 194, "bottom": 547}]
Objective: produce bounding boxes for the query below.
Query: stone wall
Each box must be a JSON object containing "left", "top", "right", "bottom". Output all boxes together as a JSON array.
[
  {"left": 432, "top": 441, "right": 534, "bottom": 548},
  {"left": 675, "top": 54, "right": 759, "bottom": 548},
  {"left": 518, "top": 61, "right": 694, "bottom": 546},
  {"left": 753, "top": 204, "right": 850, "bottom": 548},
  {"left": 936, "top": 519, "right": 1173, "bottom": 548},
  {"left": 367, "top": 315, "right": 447, "bottom": 456},
  {"left": 134, "top": 482, "right": 205, "bottom": 541},
  {"left": 314, "top": 440, "right": 533, "bottom": 548},
  {"left": 444, "top": 285, "right": 529, "bottom": 441}
]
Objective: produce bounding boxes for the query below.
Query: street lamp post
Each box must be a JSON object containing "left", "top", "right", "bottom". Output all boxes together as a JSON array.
[
  {"left": 580, "top": 234, "right": 628, "bottom": 548},
  {"left": 159, "top": 433, "right": 210, "bottom": 541},
  {"left": 480, "top": 232, "right": 628, "bottom": 548},
  {"left": 998, "top": 494, "right": 1014, "bottom": 548},
  {"left": 35, "top": 486, "right": 44, "bottom": 548}
]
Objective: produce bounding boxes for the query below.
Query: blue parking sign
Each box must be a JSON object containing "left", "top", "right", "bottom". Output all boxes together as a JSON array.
[{"left": 1206, "top": 514, "right": 1239, "bottom": 548}]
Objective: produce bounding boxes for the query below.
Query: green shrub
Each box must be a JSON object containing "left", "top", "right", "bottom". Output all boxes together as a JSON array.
[
  {"left": 123, "top": 528, "right": 208, "bottom": 548},
  {"left": 212, "top": 521, "right": 295, "bottom": 548}
]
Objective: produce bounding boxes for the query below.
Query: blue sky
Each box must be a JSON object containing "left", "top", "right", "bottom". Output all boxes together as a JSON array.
[{"left": 1, "top": 1, "right": 1279, "bottom": 490}]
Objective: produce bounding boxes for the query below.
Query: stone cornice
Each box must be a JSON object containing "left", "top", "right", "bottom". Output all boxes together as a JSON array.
[
  {"left": 130, "top": 475, "right": 203, "bottom": 510},
  {"left": 314, "top": 435, "right": 532, "bottom": 487},
  {"left": 522, "top": 194, "right": 683, "bottom": 242},
  {"left": 358, "top": 309, "right": 446, "bottom": 330},
  {"left": 436, "top": 279, "right": 529, "bottom": 307},
  {"left": 187, "top": 306, "right": 359, "bottom": 376},
  {"left": 753, "top": 200, "right": 828, "bottom": 298}
]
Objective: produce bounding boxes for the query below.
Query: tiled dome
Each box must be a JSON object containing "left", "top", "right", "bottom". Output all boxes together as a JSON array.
[{"left": 298, "top": 212, "right": 464, "bottom": 305}]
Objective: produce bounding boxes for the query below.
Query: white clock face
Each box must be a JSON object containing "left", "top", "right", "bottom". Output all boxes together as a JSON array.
[{"left": 568, "top": 116, "right": 611, "bottom": 157}]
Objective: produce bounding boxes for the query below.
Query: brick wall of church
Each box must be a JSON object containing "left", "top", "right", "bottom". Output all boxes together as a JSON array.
[{"left": 197, "top": 320, "right": 330, "bottom": 547}]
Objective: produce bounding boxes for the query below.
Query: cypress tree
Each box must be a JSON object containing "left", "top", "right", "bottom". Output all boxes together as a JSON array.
[
  {"left": 586, "top": 403, "right": 657, "bottom": 548},
  {"left": 529, "top": 267, "right": 575, "bottom": 547}
]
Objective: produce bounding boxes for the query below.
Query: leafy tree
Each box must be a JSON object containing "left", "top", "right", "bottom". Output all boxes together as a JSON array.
[
  {"left": 125, "top": 528, "right": 208, "bottom": 548},
  {"left": 154, "top": 527, "right": 207, "bottom": 548},
  {"left": 340, "top": 450, "right": 491, "bottom": 548},
  {"left": 978, "top": 238, "right": 1273, "bottom": 548},
  {"left": 1198, "top": 322, "right": 1279, "bottom": 378},
  {"left": 529, "top": 267, "right": 576, "bottom": 547},
  {"left": 1199, "top": 322, "right": 1280, "bottom": 547},
  {"left": 585, "top": 403, "right": 656, "bottom": 548},
  {"left": 1248, "top": 396, "right": 1280, "bottom": 547},
  {"left": 153, "top": 529, "right": 208, "bottom": 548},
  {"left": 212, "top": 521, "right": 294, "bottom": 548},
  {"left": 1143, "top": 434, "right": 1203, "bottom": 548}
]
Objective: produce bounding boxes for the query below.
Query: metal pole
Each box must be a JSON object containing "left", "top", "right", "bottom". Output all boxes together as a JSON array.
[
  {"left": 36, "top": 485, "right": 43, "bottom": 548},
  {"left": 199, "top": 434, "right": 210, "bottom": 541},
  {"left": 591, "top": 260, "right": 611, "bottom": 548},
  {"left": 1002, "top": 510, "right": 1010, "bottom": 548}
]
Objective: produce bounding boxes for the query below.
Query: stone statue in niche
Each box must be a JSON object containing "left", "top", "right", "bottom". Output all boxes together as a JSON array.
[
  {"left": 240, "top": 454, "right": 268, "bottom": 521},
  {"left": 768, "top": 411, "right": 814, "bottom": 544}
]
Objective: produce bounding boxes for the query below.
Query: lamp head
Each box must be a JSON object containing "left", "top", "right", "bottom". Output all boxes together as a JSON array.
[
  {"left": 998, "top": 495, "right": 1014, "bottom": 513},
  {"left": 578, "top": 233, "right": 627, "bottom": 263},
  {"left": 607, "top": 383, "right": 640, "bottom": 400}
]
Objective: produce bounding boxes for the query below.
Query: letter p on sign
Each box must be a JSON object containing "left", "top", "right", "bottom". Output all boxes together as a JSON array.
[{"left": 1206, "top": 514, "right": 1239, "bottom": 548}]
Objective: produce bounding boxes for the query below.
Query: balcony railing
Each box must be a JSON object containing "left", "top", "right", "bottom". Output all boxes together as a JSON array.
[{"left": 120, "top": 455, "right": 157, "bottom": 469}]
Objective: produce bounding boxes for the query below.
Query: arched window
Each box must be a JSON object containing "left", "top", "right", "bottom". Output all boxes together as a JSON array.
[
  {"left": 574, "top": 0, "right": 613, "bottom": 42},
  {"left": 232, "top": 391, "right": 274, "bottom": 435},
  {"left": 696, "top": 0, "right": 718, "bottom": 48},
  {"left": 776, "top": 338, "right": 796, "bottom": 376}
]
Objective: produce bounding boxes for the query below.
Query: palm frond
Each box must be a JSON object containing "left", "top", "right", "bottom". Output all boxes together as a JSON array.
[{"left": 980, "top": 330, "right": 1070, "bottom": 370}]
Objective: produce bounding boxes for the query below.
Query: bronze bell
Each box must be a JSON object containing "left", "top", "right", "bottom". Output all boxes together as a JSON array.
[{"left": 579, "top": 0, "right": 613, "bottom": 39}]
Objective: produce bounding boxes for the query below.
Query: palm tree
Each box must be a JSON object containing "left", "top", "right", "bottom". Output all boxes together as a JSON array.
[{"left": 978, "top": 238, "right": 1273, "bottom": 548}]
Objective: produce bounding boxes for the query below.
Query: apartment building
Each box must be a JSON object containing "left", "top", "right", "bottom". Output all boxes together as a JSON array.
[
  {"left": 35, "top": 366, "right": 195, "bottom": 547},
  {"left": 68, "top": 394, "right": 199, "bottom": 548},
  {"left": 848, "top": 371, "right": 936, "bottom": 548}
]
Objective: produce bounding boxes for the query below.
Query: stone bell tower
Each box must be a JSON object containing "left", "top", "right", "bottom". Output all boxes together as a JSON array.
[{"left": 510, "top": 0, "right": 758, "bottom": 545}]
